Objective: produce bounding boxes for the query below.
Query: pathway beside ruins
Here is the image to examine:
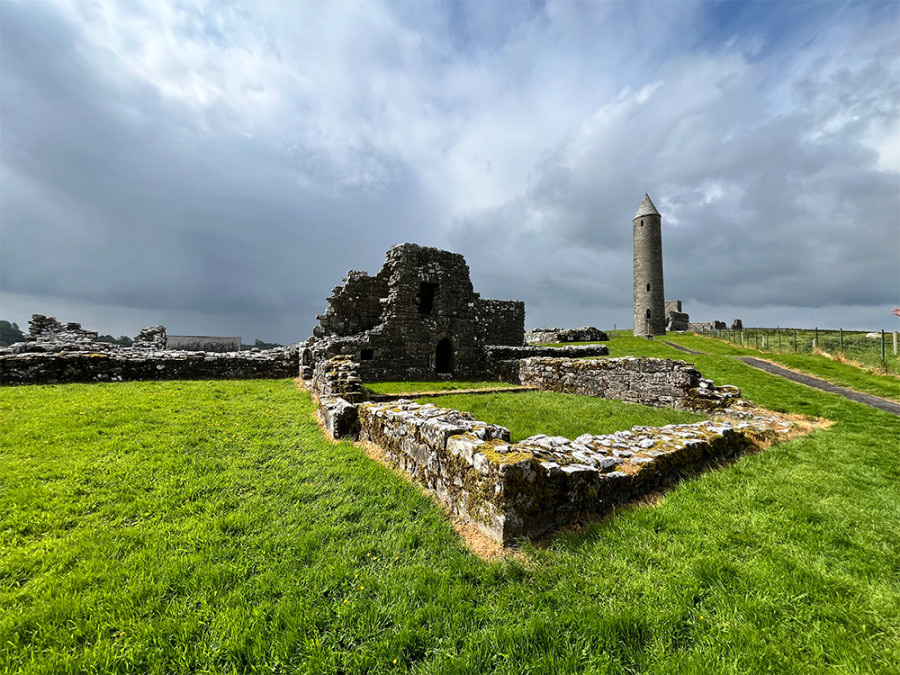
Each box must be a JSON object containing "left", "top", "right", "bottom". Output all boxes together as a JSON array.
[{"left": 659, "top": 340, "right": 900, "bottom": 416}]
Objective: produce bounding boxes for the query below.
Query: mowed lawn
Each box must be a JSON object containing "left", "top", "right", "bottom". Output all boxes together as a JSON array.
[{"left": 2, "top": 359, "right": 899, "bottom": 673}]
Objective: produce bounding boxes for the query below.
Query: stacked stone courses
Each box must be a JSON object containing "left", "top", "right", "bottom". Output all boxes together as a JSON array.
[
  {"left": 301, "top": 243, "right": 528, "bottom": 382},
  {"left": 525, "top": 327, "right": 609, "bottom": 344},
  {"left": 0, "top": 347, "right": 299, "bottom": 385},
  {"left": 349, "top": 398, "right": 790, "bottom": 545},
  {"left": 517, "top": 356, "right": 741, "bottom": 410},
  {"left": 307, "top": 352, "right": 788, "bottom": 544}
]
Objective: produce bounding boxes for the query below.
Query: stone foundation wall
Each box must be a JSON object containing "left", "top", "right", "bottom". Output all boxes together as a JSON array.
[
  {"left": 354, "top": 399, "right": 788, "bottom": 544},
  {"left": 0, "top": 346, "right": 299, "bottom": 385},
  {"left": 312, "top": 355, "right": 365, "bottom": 402},
  {"left": 357, "top": 401, "right": 516, "bottom": 541},
  {"left": 307, "top": 355, "right": 782, "bottom": 544},
  {"left": 517, "top": 356, "right": 740, "bottom": 410}
]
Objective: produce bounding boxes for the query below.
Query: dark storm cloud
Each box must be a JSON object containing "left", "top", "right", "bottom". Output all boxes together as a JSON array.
[
  {"left": 1, "top": 0, "right": 898, "bottom": 341},
  {"left": 0, "top": 0, "right": 437, "bottom": 340}
]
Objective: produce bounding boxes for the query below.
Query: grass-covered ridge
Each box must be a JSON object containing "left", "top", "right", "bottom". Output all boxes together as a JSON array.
[
  {"left": 2, "top": 369, "right": 899, "bottom": 673},
  {"left": 417, "top": 390, "right": 704, "bottom": 441}
]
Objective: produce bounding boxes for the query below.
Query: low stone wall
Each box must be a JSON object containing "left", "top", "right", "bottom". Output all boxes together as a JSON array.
[
  {"left": 306, "top": 355, "right": 792, "bottom": 544},
  {"left": 311, "top": 356, "right": 366, "bottom": 438},
  {"left": 525, "top": 327, "right": 609, "bottom": 344},
  {"left": 355, "top": 400, "right": 790, "bottom": 544},
  {"left": 0, "top": 347, "right": 299, "bottom": 385},
  {"left": 166, "top": 335, "right": 241, "bottom": 353},
  {"left": 687, "top": 321, "right": 727, "bottom": 332},
  {"left": 517, "top": 356, "right": 741, "bottom": 411},
  {"left": 312, "top": 355, "right": 365, "bottom": 402}
]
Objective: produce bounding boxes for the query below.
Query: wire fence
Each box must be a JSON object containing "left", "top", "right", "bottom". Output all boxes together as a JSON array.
[{"left": 703, "top": 327, "right": 899, "bottom": 373}]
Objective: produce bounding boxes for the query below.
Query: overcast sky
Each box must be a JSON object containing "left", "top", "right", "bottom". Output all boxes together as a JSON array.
[{"left": 2, "top": 0, "right": 898, "bottom": 343}]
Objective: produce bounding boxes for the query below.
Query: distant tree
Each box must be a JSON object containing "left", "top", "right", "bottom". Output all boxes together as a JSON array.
[
  {"left": 0, "top": 320, "right": 26, "bottom": 346},
  {"left": 98, "top": 334, "right": 134, "bottom": 347}
]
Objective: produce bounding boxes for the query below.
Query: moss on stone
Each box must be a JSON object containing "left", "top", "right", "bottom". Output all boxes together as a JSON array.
[{"left": 479, "top": 438, "right": 533, "bottom": 466}]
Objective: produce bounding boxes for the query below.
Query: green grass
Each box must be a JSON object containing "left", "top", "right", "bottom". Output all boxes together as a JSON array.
[
  {"left": 2, "top": 370, "right": 899, "bottom": 673},
  {"left": 703, "top": 327, "right": 900, "bottom": 373},
  {"left": 663, "top": 333, "right": 900, "bottom": 403},
  {"left": 364, "top": 380, "right": 520, "bottom": 395},
  {"left": 417, "top": 390, "right": 704, "bottom": 441}
]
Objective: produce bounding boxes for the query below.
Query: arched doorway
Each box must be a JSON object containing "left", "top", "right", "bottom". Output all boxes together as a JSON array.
[{"left": 435, "top": 337, "right": 454, "bottom": 375}]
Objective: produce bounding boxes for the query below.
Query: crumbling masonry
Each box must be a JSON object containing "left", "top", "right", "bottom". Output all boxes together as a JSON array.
[
  {"left": 311, "top": 354, "right": 794, "bottom": 545},
  {"left": 301, "top": 243, "right": 608, "bottom": 382}
]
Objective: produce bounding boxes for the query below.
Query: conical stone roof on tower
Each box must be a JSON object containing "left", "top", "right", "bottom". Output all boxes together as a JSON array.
[{"left": 634, "top": 193, "right": 660, "bottom": 219}]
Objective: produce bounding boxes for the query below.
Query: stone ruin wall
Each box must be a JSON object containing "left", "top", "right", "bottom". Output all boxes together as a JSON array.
[
  {"left": 517, "top": 356, "right": 740, "bottom": 410},
  {"left": 0, "top": 315, "right": 298, "bottom": 385},
  {"left": 301, "top": 244, "right": 527, "bottom": 382},
  {"left": 166, "top": 335, "right": 242, "bottom": 353},
  {"left": 313, "top": 270, "right": 389, "bottom": 338},
  {"left": 356, "top": 400, "right": 783, "bottom": 544},
  {"left": 307, "top": 354, "right": 780, "bottom": 544},
  {"left": 525, "top": 327, "right": 610, "bottom": 344},
  {"left": 474, "top": 299, "right": 526, "bottom": 346}
]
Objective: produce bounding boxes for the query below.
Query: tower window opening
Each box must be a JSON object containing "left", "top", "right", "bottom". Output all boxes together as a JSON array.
[
  {"left": 646, "top": 309, "right": 651, "bottom": 319},
  {"left": 641, "top": 219, "right": 644, "bottom": 226},
  {"left": 418, "top": 282, "right": 437, "bottom": 315},
  {"left": 646, "top": 283, "right": 651, "bottom": 292}
]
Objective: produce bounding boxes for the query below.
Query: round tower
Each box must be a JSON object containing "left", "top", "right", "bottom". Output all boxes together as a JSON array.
[{"left": 632, "top": 193, "right": 666, "bottom": 336}]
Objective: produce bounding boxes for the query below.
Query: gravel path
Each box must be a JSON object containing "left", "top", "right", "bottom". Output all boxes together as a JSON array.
[
  {"left": 659, "top": 341, "right": 704, "bottom": 355},
  {"left": 737, "top": 357, "right": 900, "bottom": 416}
]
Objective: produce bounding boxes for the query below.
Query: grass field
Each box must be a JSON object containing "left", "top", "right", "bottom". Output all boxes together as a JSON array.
[
  {"left": 2, "top": 350, "right": 899, "bottom": 673},
  {"left": 415, "top": 390, "right": 704, "bottom": 441},
  {"left": 658, "top": 333, "right": 900, "bottom": 403},
  {"left": 701, "top": 327, "right": 900, "bottom": 374}
]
